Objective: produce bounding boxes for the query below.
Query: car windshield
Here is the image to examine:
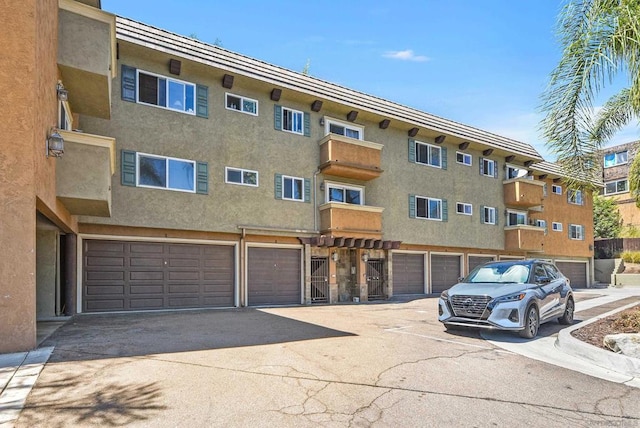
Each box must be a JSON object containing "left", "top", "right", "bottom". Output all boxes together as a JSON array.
[{"left": 466, "top": 263, "right": 530, "bottom": 284}]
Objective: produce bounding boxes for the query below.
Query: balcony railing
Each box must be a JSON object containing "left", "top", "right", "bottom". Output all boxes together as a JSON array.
[
  {"left": 319, "top": 202, "right": 384, "bottom": 239},
  {"left": 318, "top": 134, "right": 383, "bottom": 181},
  {"left": 504, "top": 225, "right": 544, "bottom": 252},
  {"left": 503, "top": 178, "right": 545, "bottom": 209}
]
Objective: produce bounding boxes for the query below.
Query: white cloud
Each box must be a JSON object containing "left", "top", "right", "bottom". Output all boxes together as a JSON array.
[{"left": 383, "top": 49, "right": 429, "bottom": 62}]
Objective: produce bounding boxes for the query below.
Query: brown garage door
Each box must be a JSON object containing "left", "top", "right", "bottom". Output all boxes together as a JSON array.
[
  {"left": 83, "top": 240, "right": 235, "bottom": 312},
  {"left": 431, "top": 254, "right": 461, "bottom": 294},
  {"left": 248, "top": 247, "right": 301, "bottom": 306},
  {"left": 556, "top": 261, "right": 588, "bottom": 288},
  {"left": 393, "top": 253, "right": 425, "bottom": 295},
  {"left": 468, "top": 256, "right": 495, "bottom": 274}
]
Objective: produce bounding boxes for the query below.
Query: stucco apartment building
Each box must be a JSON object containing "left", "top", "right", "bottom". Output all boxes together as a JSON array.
[
  {"left": 1, "top": 0, "right": 595, "bottom": 353},
  {"left": 600, "top": 141, "right": 640, "bottom": 229}
]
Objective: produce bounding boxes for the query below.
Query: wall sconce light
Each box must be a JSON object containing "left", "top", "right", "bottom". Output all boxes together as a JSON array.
[
  {"left": 319, "top": 117, "right": 325, "bottom": 126},
  {"left": 319, "top": 181, "right": 325, "bottom": 191},
  {"left": 331, "top": 251, "right": 339, "bottom": 262},
  {"left": 46, "top": 128, "right": 64, "bottom": 157},
  {"left": 361, "top": 251, "right": 369, "bottom": 262},
  {"left": 56, "top": 82, "right": 68, "bottom": 101}
]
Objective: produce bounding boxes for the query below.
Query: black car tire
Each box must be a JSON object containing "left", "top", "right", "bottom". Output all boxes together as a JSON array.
[
  {"left": 519, "top": 305, "right": 539, "bottom": 339},
  {"left": 558, "top": 297, "right": 574, "bottom": 325}
]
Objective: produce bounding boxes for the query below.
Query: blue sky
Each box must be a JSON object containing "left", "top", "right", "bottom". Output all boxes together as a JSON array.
[{"left": 102, "top": 0, "right": 638, "bottom": 160}]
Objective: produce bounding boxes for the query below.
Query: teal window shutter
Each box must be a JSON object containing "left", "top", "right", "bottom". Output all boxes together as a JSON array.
[
  {"left": 495, "top": 209, "right": 499, "bottom": 226},
  {"left": 441, "top": 147, "right": 448, "bottom": 170},
  {"left": 581, "top": 225, "right": 585, "bottom": 240},
  {"left": 408, "top": 139, "right": 416, "bottom": 163},
  {"left": 274, "top": 105, "right": 282, "bottom": 130},
  {"left": 304, "top": 178, "right": 311, "bottom": 202},
  {"left": 196, "top": 85, "right": 208, "bottom": 118},
  {"left": 196, "top": 162, "right": 208, "bottom": 194},
  {"left": 121, "top": 150, "right": 137, "bottom": 186},
  {"left": 479, "top": 157, "right": 484, "bottom": 175},
  {"left": 480, "top": 205, "right": 486, "bottom": 223},
  {"left": 303, "top": 112, "right": 311, "bottom": 137},
  {"left": 408, "top": 194, "right": 416, "bottom": 218},
  {"left": 274, "top": 173, "right": 283, "bottom": 199},
  {"left": 442, "top": 199, "right": 448, "bottom": 222},
  {"left": 493, "top": 161, "right": 498, "bottom": 178},
  {"left": 121, "top": 65, "right": 137, "bottom": 102}
]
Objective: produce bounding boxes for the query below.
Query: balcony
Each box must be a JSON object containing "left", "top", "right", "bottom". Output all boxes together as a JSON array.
[
  {"left": 504, "top": 226, "right": 544, "bottom": 252},
  {"left": 56, "top": 130, "right": 115, "bottom": 217},
  {"left": 58, "top": 0, "right": 116, "bottom": 119},
  {"left": 318, "top": 134, "right": 383, "bottom": 181},
  {"left": 319, "top": 202, "right": 384, "bottom": 239},
  {"left": 503, "top": 178, "right": 545, "bottom": 209}
]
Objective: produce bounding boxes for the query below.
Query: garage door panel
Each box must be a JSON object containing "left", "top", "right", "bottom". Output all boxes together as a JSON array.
[
  {"left": 84, "top": 240, "right": 235, "bottom": 312},
  {"left": 431, "top": 255, "right": 461, "bottom": 294},
  {"left": 556, "top": 262, "right": 587, "bottom": 288},
  {"left": 248, "top": 247, "right": 301, "bottom": 306},
  {"left": 468, "top": 256, "right": 494, "bottom": 273},
  {"left": 394, "top": 253, "right": 425, "bottom": 295},
  {"left": 89, "top": 241, "right": 125, "bottom": 253}
]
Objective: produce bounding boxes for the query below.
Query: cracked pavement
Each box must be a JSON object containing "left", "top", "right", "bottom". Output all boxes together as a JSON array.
[{"left": 13, "top": 297, "right": 640, "bottom": 427}]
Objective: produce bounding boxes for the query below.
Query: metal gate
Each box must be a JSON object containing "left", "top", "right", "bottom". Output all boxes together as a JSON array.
[
  {"left": 367, "top": 259, "right": 385, "bottom": 299},
  {"left": 311, "top": 257, "right": 329, "bottom": 303}
]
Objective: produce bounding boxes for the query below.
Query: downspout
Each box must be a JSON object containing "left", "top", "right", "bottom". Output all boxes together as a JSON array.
[
  {"left": 314, "top": 169, "right": 321, "bottom": 232},
  {"left": 240, "top": 227, "right": 246, "bottom": 307}
]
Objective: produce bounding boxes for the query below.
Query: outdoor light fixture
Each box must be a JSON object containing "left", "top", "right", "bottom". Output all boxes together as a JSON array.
[
  {"left": 56, "top": 82, "right": 68, "bottom": 101},
  {"left": 361, "top": 252, "right": 369, "bottom": 262},
  {"left": 331, "top": 251, "right": 339, "bottom": 262},
  {"left": 46, "top": 128, "right": 64, "bottom": 157}
]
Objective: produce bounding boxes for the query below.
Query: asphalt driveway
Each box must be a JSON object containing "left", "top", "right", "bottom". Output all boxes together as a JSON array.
[{"left": 13, "top": 295, "right": 640, "bottom": 427}]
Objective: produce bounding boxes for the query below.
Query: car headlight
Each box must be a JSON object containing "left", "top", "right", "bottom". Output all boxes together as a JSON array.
[
  {"left": 440, "top": 290, "right": 449, "bottom": 300},
  {"left": 493, "top": 292, "right": 526, "bottom": 304}
]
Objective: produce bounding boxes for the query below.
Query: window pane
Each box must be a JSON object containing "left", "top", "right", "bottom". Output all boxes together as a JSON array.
[
  {"left": 429, "top": 199, "right": 441, "bottom": 219},
  {"left": 168, "top": 159, "right": 194, "bottom": 191},
  {"left": 345, "top": 128, "right": 359, "bottom": 139},
  {"left": 464, "top": 205, "right": 472, "bottom": 214},
  {"left": 329, "top": 123, "right": 344, "bottom": 135},
  {"left": 243, "top": 171, "right": 257, "bottom": 185},
  {"left": 284, "top": 178, "right": 293, "bottom": 199},
  {"left": 139, "top": 156, "right": 166, "bottom": 187},
  {"left": 227, "top": 169, "right": 242, "bottom": 183},
  {"left": 139, "top": 73, "right": 158, "bottom": 105},
  {"left": 430, "top": 146, "right": 441, "bottom": 167},
  {"left": 243, "top": 99, "right": 256, "bottom": 114},
  {"left": 346, "top": 189, "right": 361, "bottom": 204},
  {"left": 293, "top": 178, "right": 303, "bottom": 199},
  {"left": 185, "top": 85, "right": 195, "bottom": 113},
  {"left": 416, "top": 198, "right": 427, "bottom": 218},
  {"left": 168, "top": 80, "right": 185, "bottom": 111},
  {"left": 227, "top": 95, "right": 241, "bottom": 111},
  {"left": 329, "top": 188, "right": 344, "bottom": 202},
  {"left": 617, "top": 180, "right": 627, "bottom": 192},
  {"left": 617, "top": 151, "right": 628, "bottom": 163},
  {"left": 417, "top": 144, "right": 428, "bottom": 164}
]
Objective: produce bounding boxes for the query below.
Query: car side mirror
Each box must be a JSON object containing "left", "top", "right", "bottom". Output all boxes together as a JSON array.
[{"left": 458, "top": 277, "right": 465, "bottom": 283}]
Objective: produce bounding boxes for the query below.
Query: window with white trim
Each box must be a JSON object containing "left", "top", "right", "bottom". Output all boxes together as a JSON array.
[
  {"left": 603, "top": 151, "right": 628, "bottom": 168},
  {"left": 225, "top": 93, "right": 258, "bottom": 115},
  {"left": 137, "top": 70, "right": 196, "bottom": 114},
  {"left": 506, "top": 164, "right": 529, "bottom": 180},
  {"left": 326, "top": 118, "right": 362, "bottom": 140},
  {"left": 552, "top": 184, "right": 562, "bottom": 195},
  {"left": 567, "top": 189, "right": 584, "bottom": 205},
  {"left": 326, "top": 182, "right": 363, "bottom": 205},
  {"left": 225, "top": 167, "right": 258, "bottom": 187},
  {"left": 569, "top": 224, "right": 585, "bottom": 240},
  {"left": 507, "top": 210, "right": 527, "bottom": 226},
  {"left": 482, "top": 206, "right": 496, "bottom": 225},
  {"left": 535, "top": 219, "right": 547, "bottom": 228},
  {"left": 58, "top": 100, "right": 72, "bottom": 131},
  {"left": 282, "top": 107, "right": 304, "bottom": 135},
  {"left": 604, "top": 179, "right": 628, "bottom": 195},
  {"left": 415, "top": 141, "right": 442, "bottom": 168},
  {"left": 137, "top": 153, "right": 196, "bottom": 193},
  {"left": 456, "top": 202, "right": 472, "bottom": 215},
  {"left": 552, "top": 222, "right": 563, "bottom": 232},
  {"left": 481, "top": 158, "right": 496, "bottom": 177},
  {"left": 456, "top": 152, "right": 472, "bottom": 166},
  {"left": 282, "top": 175, "right": 304, "bottom": 201},
  {"left": 416, "top": 196, "right": 443, "bottom": 220}
]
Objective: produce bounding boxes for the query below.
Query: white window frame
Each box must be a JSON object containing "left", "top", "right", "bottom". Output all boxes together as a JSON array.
[
  {"left": 456, "top": 202, "right": 472, "bottom": 216},
  {"left": 482, "top": 158, "right": 496, "bottom": 177},
  {"left": 225, "top": 167, "right": 259, "bottom": 187},
  {"left": 415, "top": 141, "right": 442, "bottom": 168},
  {"left": 136, "top": 152, "right": 196, "bottom": 193},
  {"left": 136, "top": 69, "right": 196, "bottom": 115},
  {"left": 506, "top": 209, "right": 527, "bottom": 226},
  {"left": 325, "top": 117, "right": 363, "bottom": 140},
  {"left": 282, "top": 175, "right": 305, "bottom": 201},
  {"left": 506, "top": 164, "right": 529, "bottom": 180},
  {"left": 225, "top": 93, "right": 258, "bottom": 116},
  {"left": 456, "top": 151, "right": 472, "bottom": 166},
  {"left": 325, "top": 181, "right": 364, "bottom": 205},
  {"left": 58, "top": 99, "right": 72, "bottom": 131},
  {"left": 567, "top": 189, "right": 584, "bottom": 205},
  {"left": 415, "top": 196, "right": 443, "bottom": 221},
  {"left": 552, "top": 184, "right": 562, "bottom": 195},
  {"left": 603, "top": 151, "right": 628, "bottom": 168},
  {"left": 483, "top": 206, "right": 496, "bottom": 225},
  {"left": 552, "top": 222, "right": 563, "bottom": 232},
  {"left": 569, "top": 224, "right": 584, "bottom": 240},
  {"left": 535, "top": 219, "right": 547, "bottom": 228},
  {"left": 282, "top": 107, "right": 304, "bottom": 135},
  {"left": 604, "top": 179, "right": 628, "bottom": 195}
]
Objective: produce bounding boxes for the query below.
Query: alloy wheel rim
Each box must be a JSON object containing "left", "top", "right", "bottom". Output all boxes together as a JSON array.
[
  {"left": 566, "top": 300, "right": 574, "bottom": 322},
  {"left": 529, "top": 309, "right": 538, "bottom": 336}
]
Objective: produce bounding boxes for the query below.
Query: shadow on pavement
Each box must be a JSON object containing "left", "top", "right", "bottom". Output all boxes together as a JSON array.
[{"left": 42, "top": 308, "right": 355, "bottom": 363}]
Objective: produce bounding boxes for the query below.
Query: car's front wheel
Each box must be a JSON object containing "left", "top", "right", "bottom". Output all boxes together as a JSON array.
[
  {"left": 558, "top": 297, "right": 574, "bottom": 325},
  {"left": 519, "top": 305, "right": 539, "bottom": 339}
]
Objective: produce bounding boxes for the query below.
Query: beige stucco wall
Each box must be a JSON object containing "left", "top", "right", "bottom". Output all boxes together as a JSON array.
[{"left": 36, "top": 230, "right": 58, "bottom": 319}]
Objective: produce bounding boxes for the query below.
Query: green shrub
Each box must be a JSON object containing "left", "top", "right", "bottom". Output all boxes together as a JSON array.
[{"left": 621, "top": 251, "right": 640, "bottom": 263}]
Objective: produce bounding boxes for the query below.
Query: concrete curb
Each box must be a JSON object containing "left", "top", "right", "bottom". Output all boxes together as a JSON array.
[{"left": 556, "top": 301, "right": 640, "bottom": 378}]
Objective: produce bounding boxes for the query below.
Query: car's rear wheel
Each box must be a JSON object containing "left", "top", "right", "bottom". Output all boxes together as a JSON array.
[
  {"left": 558, "top": 297, "right": 574, "bottom": 325},
  {"left": 519, "top": 305, "right": 539, "bottom": 339}
]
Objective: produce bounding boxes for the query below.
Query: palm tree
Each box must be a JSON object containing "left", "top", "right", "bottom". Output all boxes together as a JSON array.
[{"left": 540, "top": 0, "right": 640, "bottom": 189}]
